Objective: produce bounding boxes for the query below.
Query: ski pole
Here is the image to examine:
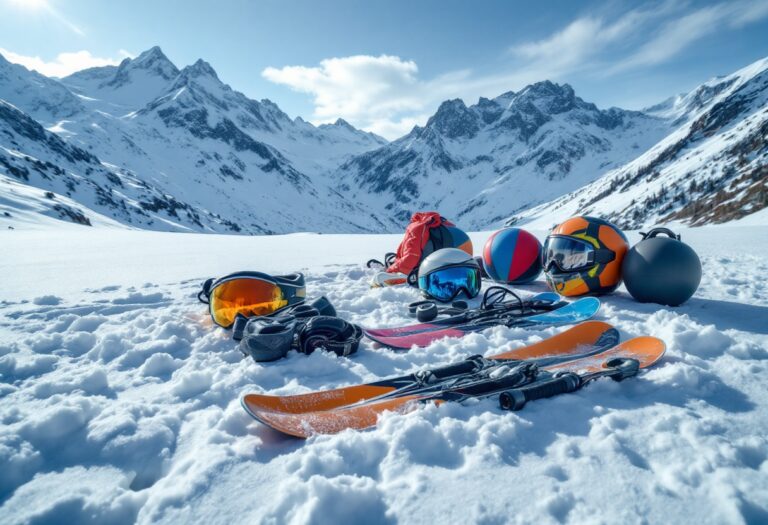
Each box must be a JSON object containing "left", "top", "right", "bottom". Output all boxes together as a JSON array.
[{"left": 498, "top": 357, "right": 640, "bottom": 411}]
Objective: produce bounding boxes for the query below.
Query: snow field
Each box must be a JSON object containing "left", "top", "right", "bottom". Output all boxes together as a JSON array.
[{"left": 0, "top": 226, "right": 767, "bottom": 524}]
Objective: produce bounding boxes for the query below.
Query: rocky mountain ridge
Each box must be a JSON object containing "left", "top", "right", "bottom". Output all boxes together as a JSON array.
[{"left": 1, "top": 47, "right": 766, "bottom": 232}]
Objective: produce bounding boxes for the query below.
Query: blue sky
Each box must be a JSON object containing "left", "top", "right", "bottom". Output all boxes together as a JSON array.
[{"left": 1, "top": 0, "right": 767, "bottom": 138}]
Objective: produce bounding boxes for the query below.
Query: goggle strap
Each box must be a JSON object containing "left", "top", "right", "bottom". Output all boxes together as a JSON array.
[
  {"left": 481, "top": 286, "right": 524, "bottom": 313},
  {"left": 422, "top": 262, "right": 479, "bottom": 277},
  {"left": 198, "top": 277, "right": 215, "bottom": 304},
  {"left": 593, "top": 249, "right": 616, "bottom": 264}
]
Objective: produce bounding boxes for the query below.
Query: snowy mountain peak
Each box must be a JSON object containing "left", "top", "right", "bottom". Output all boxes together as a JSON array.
[
  {"left": 167, "top": 59, "right": 224, "bottom": 96},
  {"left": 135, "top": 45, "right": 167, "bottom": 62},
  {"left": 521, "top": 80, "right": 574, "bottom": 98},
  {"left": 492, "top": 90, "right": 516, "bottom": 103},
  {"left": 119, "top": 46, "right": 178, "bottom": 79},
  {"left": 183, "top": 59, "right": 219, "bottom": 80},
  {"left": 58, "top": 46, "right": 180, "bottom": 111},
  {"left": 0, "top": 52, "right": 84, "bottom": 121},
  {"left": 337, "top": 77, "right": 670, "bottom": 227},
  {"left": 516, "top": 55, "right": 768, "bottom": 229},
  {"left": 644, "top": 57, "right": 768, "bottom": 124},
  {"left": 425, "top": 98, "right": 479, "bottom": 139},
  {"left": 333, "top": 117, "right": 354, "bottom": 128},
  {"left": 105, "top": 47, "right": 179, "bottom": 90},
  {"left": 514, "top": 80, "right": 578, "bottom": 114}
]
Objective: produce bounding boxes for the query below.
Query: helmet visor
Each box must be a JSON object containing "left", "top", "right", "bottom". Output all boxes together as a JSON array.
[
  {"left": 209, "top": 277, "right": 289, "bottom": 328},
  {"left": 418, "top": 266, "right": 482, "bottom": 302},
  {"left": 543, "top": 236, "right": 597, "bottom": 273}
]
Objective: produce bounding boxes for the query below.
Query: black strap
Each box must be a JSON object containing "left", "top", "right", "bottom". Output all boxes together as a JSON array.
[
  {"left": 367, "top": 253, "right": 399, "bottom": 269},
  {"left": 481, "top": 286, "right": 524, "bottom": 314},
  {"left": 323, "top": 324, "right": 363, "bottom": 357},
  {"left": 640, "top": 227, "right": 680, "bottom": 240},
  {"left": 298, "top": 318, "right": 363, "bottom": 357},
  {"left": 197, "top": 278, "right": 214, "bottom": 304}
]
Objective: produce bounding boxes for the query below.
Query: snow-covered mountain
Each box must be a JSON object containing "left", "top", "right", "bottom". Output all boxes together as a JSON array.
[
  {"left": 0, "top": 47, "right": 391, "bottom": 233},
  {"left": 0, "top": 54, "right": 84, "bottom": 121},
  {"left": 62, "top": 46, "right": 179, "bottom": 113},
  {"left": 515, "top": 57, "right": 768, "bottom": 229},
  {"left": 0, "top": 99, "right": 244, "bottom": 231},
  {"left": 1, "top": 46, "right": 766, "bottom": 233},
  {"left": 335, "top": 81, "right": 671, "bottom": 227}
]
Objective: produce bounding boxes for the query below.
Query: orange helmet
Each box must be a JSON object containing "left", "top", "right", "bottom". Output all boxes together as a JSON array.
[{"left": 543, "top": 216, "right": 628, "bottom": 296}]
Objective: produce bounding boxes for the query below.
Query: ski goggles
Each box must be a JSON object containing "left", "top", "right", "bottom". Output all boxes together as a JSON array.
[
  {"left": 198, "top": 271, "right": 306, "bottom": 328},
  {"left": 418, "top": 265, "right": 482, "bottom": 303},
  {"left": 542, "top": 236, "right": 615, "bottom": 273}
]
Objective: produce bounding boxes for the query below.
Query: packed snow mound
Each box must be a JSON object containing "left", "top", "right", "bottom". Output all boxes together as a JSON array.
[{"left": 0, "top": 226, "right": 766, "bottom": 524}]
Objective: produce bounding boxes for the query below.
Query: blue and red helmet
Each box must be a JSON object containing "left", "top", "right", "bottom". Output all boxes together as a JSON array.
[{"left": 482, "top": 227, "right": 543, "bottom": 284}]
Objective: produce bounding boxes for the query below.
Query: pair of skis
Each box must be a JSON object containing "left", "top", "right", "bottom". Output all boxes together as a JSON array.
[
  {"left": 242, "top": 321, "right": 665, "bottom": 438},
  {"left": 363, "top": 292, "right": 601, "bottom": 349}
]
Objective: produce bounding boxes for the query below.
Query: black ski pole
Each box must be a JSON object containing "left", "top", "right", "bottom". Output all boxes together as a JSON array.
[{"left": 498, "top": 357, "right": 640, "bottom": 411}]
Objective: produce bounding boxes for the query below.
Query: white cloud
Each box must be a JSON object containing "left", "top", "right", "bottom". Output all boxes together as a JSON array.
[
  {"left": 263, "top": 55, "right": 426, "bottom": 138},
  {"left": 0, "top": 48, "right": 122, "bottom": 78},
  {"left": 613, "top": 1, "right": 768, "bottom": 72},
  {"left": 263, "top": 1, "right": 768, "bottom": 139},
  {"left": 509, "top": 3, "right": 678, "bottom": 79},
  {"left": 263, "top": 55, "right": 541, "bottom": 139}
]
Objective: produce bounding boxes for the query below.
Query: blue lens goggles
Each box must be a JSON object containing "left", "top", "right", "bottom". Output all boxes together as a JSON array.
[{"left": 418, "top": 266, "right": 482, "bottom": 302}]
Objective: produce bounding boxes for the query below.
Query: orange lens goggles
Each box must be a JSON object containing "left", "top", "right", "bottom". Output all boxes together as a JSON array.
[
  {"left": 199, "top": 272, "right": 306, "bottom": 328},
  {"left": 210, "top": 279, "right": 288, "bottom": 328}
]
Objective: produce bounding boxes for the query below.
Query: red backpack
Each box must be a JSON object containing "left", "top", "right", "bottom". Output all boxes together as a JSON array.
[
  {"left": 366, "top": 212, "right": 474, "bottom": 285},
  {"left": 387, "top": 212, "right": 451, "bottom": 275}
]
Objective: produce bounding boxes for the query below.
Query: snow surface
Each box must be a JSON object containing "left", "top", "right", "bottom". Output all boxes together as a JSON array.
[{"left": 1, "top": 225, "right": 767, "bottom": 524}]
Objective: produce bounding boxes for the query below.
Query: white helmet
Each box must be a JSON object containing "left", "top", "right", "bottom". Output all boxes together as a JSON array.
[{"left": 418, "top": 248, "right": 481, "bottom": 302}]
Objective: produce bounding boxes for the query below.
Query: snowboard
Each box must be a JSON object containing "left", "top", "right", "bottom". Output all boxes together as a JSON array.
[
  {"left": 364, "top": 296, "right": 601, "bottom": 350},
  {"left": 242, "top": 320, "right": 617, "bottom": 415},
  {"left": 364, "top": 291, "right": 563, "bottom": 338},
  {"left": 243, "top": 334, "right": 665, "bottom": 438}
]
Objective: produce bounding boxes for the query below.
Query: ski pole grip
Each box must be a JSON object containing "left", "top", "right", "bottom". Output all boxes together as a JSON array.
[
  {"left": 428, "top": 355, "right": 484, "bottom": 380},
  {"left": 499, "top": 373, "right": 581, "bottom": 411},
  {"left": 418, "top": 355, "right": 486, "bottom": 384}
]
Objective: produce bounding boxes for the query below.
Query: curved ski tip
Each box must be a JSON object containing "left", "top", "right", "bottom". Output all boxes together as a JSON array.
[
  {"left": 575, "top": 319, "right": 613, "bottom": 330},
  {"left": 241, "top": 395, "right": 261, "bottom": 422},
  {"left": 614, "top": 336, "right": 667, "bottom": 368},
  {"left": 533, "top": 291, "right": 562, "bottom": 303},
  {"left": 633, "top": 335, "right": 667, "bottom": 360},
  {"left": 584, "top": 296, "right": 601, "bottom": 308}
]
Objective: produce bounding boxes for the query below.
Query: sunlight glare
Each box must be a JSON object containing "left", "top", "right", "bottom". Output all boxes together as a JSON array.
[{"left": 8, "top": 0, "right": 48, "bottom": 10}]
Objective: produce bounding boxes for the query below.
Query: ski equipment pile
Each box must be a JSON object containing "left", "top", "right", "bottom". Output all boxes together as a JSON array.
[
  {"left": 242, "top": 321, "right": 617, "bottom": 415},
  {"left": 243, "top": 329, "right": 664, "bottom": 438}
]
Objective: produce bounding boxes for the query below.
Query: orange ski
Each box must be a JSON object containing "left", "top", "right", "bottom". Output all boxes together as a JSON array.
[
  {"left": 243, "top": 320, "right": 616, "bottom": 415},
  {"left": 244, "top": 335, "right": 665, "bottom": 438}
]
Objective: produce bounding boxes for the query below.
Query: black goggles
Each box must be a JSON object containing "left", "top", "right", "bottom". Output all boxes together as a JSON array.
[{"left": 542, "top": 236, "right": 615, "bottom": 273}]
